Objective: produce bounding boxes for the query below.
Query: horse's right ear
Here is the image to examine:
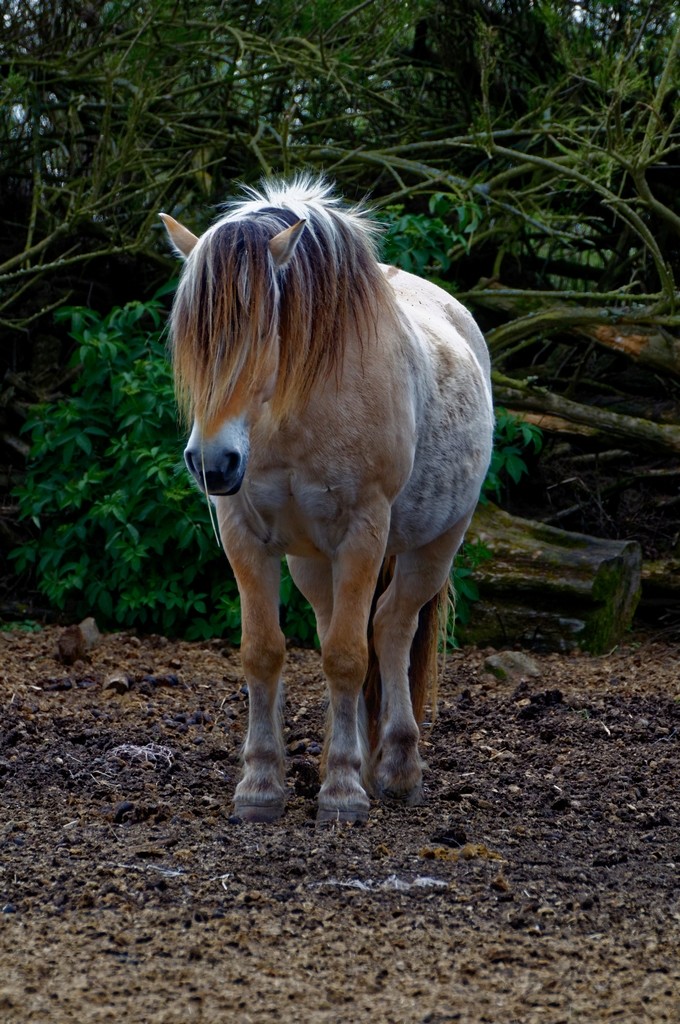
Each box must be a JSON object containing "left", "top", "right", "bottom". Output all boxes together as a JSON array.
[
  {"left": 159, "top": 213, "right": 199, "bottom": 258},
  {"left": 269, "top": 219, "right": 306, "bottom": 269}
]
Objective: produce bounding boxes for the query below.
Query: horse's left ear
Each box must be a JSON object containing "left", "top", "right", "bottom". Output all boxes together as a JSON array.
[
  {"left": 269, "top": 219, "right": 306, "bottom": 269},
  {"left": 159, "top": 213, "right": 199, "bottom": 258}
]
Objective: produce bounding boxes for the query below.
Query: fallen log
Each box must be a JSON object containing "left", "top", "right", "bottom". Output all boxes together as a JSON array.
[
  {"left": 639, "top": 560, "right": 680, "bottom": 619},
  {"left": 577, "top": 322, "right": 680, "bottom": 379},
  {"left": 492, "top": 371, "right": 680, "bottom": 456},
  {"left": 467, "top": 283, "right": 680, "bottom": 378},
  {"left": 459, "top": 503, "right": 642, "bottom": 654},
  {"left": 503, "top": 410, "right": 600, "bottom": 439}
]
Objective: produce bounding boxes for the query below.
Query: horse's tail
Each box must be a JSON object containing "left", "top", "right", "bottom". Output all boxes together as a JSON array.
[{"left": 363, "top": 558, "right": 451, "bottom": 749}]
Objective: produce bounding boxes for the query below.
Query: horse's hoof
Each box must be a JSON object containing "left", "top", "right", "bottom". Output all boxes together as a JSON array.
[
  {"left": 374, "top": 760, "right": 423, "bottom": 805},
  {"left": 380, "top": 785, "right": 424, "bottom": 806},
  {"left": 374, "top": 774, "right": 423, "bottom": 804},
  {"left": 316, "top": 805, "right": 369, "bottom": 826},
  {"left": 234, "top": 801, "right": 284, "bottom": 823}
]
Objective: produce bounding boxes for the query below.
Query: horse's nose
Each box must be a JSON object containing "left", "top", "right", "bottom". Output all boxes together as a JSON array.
[{"left": 184, "top": 446, "right": 247, "bottom": 495}]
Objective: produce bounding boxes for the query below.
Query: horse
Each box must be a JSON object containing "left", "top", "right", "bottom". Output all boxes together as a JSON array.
[{"left": 160, "top": 176, "right": 493, "bottom": 824}]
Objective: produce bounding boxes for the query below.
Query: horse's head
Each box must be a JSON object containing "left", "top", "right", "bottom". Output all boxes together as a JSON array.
[{"left": 160, "top": 212, "right": 306, "bottom": 495}]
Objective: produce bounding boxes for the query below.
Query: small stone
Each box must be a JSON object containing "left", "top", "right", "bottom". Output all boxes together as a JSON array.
[
  {"left": 56, "top": 618, "right": 101, "bottom": 665},
  {"left": 484, "top": 651, "right": 541, "bottom": 681},
  {"left": 78, "top": 617, "right": 102, "bottom": 651},
  {"left": 104, "top": 673, "right": 130, "bottom": 694},
  {"left": 43, "top": 678, "right": 73, "bottom": 692},
  {"left": 57, "top": 626, "right": 87, "bottom": 665},
  {"left": 113, "top": 801, "right": 135, "bottom": 824},
  {"left": 287, "top": 738, "right": 310, "bottom": 755}
]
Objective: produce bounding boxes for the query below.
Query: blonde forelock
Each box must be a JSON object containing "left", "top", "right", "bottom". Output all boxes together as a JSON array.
[{"left": 169, "top": 179, "right": 395, "bottom": 427}]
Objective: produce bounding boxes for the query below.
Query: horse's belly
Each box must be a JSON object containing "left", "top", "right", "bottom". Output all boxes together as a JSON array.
[
  {"left": 387, "top": 419, "right": 493, "bottom": 553},
  {"left": 387, "top": 491, "right": 469, "bottom": 554}
]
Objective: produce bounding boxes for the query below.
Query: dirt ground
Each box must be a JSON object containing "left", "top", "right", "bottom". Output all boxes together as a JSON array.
[{"left": 0, "top": 624, "right": 678, "bottom": 1024}]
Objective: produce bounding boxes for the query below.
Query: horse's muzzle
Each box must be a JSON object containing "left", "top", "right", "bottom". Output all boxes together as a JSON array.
[{"left": 184, "top": 446, "right": 247, "bottom": 495}]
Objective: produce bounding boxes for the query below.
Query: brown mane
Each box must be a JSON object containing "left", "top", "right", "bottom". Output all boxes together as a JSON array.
[{"left": 169, "top": 179, "right": 396, "bottom": 427}]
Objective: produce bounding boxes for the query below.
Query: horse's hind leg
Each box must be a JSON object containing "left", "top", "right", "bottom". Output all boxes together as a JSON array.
[{"left": 371, "top": 517, "right": 471, "bottom": 802}]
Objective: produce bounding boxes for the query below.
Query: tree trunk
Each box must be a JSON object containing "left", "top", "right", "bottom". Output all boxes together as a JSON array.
[{"left": 460, "top": 503, "right": 642, "bottom": 654}]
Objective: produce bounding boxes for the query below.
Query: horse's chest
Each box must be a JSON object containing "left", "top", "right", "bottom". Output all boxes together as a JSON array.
[{"left": 242, "top": 471, "right": 351, "bottom": 556}]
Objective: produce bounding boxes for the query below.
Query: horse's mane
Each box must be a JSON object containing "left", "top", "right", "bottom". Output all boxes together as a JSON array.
[{"left": 170, "top": 176, "right": 396, "bottom": 427}]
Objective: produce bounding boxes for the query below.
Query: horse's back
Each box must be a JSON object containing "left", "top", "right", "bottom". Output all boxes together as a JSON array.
[{"left": 381, "top": 264, "right": 491, "bottom": 384}]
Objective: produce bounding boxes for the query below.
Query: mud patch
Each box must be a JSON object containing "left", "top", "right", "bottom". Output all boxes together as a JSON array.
[{"left": 1, "top": 626, "right": 678, "bottom": 1022}]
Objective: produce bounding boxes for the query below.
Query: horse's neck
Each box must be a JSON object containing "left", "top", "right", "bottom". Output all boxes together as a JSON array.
[{"left": 257, "top": 318, "right": 416, "bottom": 466}]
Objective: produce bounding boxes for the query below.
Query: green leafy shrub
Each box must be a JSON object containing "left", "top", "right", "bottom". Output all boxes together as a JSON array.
[
  {"left": 12, "top": 296, "right": 230, "bottom": 638},
  {"left": 380, "top": 194, "right": 482, "bottom": 275},
  {"left": 11, "top": 297, "right": 313, "bottom": 642},
  {"left": 451, "top": 540, "right": 493, "bottom": 630},
  {"left": 484, "top": 408, "right": 543, "bottom": 502}
]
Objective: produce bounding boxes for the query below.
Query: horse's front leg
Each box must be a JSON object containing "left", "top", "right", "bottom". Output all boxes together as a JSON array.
[
  {"left": 222, "top": 536, "right": 287, "bottom": 822},
  {"left": 318, "top": 515, "right": 389, "bottom": 824}
]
